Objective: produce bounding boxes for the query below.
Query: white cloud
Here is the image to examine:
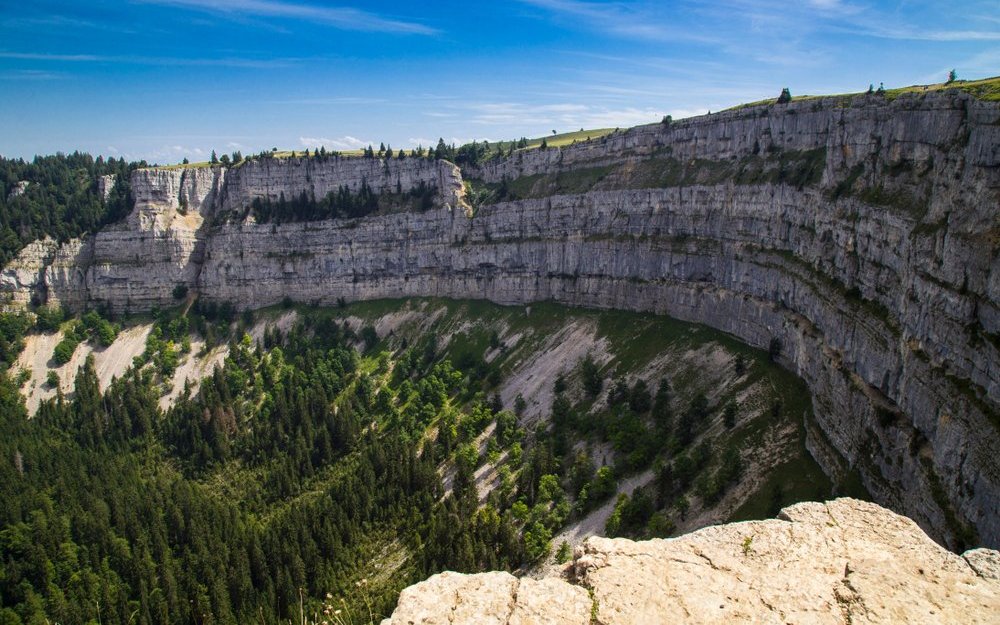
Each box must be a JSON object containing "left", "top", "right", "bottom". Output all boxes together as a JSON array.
[
  {"left": 298, "top": 136, "right": 371, "bottom": 150},
  {"left": 139, "top": 0, "right": 438, "bottom": 35},
  {"left": 0, "top": 69, "right": 64, "bottom": 80},
  {"left": 0, "top": 52, "right": 100, "bottom": 62},
  {"left": 518, "top": 0, "right": 719, "bottom": 43},
  {"left": 449, "top": 101, "right": 663, "bottom": 129},
  {"left": 863, "top": 28, "right": 1000, "bottom": 42},
  {"left": 0, "top": 51, "right": 298, "bottom": 68},
  {"left": 408, "top": 137, "right": 481, "bottom": 148}
]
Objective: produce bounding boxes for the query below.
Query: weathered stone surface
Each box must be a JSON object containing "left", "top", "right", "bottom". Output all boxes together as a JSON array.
[
  {"left": 6, "top": 180, "right": 30, "bottom": 201},
  {"left": 381, "top": 571, "right": 591, "bottom": 625},
  {"left": 218, "top": 155, "right": 465, "bottom": 214},
  {"left": 0, "top": 237, "right": 59, "bottom": 309},
  {"left": 98, "top": 174, "right": 116, "bottom": 202},
  {"left": 382, "top": 499, "right": 1000, "bottom": 625},
  {"left": 2, "top": 90, "right": 998, "bottom": 548}
]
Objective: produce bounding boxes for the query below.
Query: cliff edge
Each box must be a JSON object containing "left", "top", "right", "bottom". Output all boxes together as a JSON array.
[
  {"left": 2, "top": 87, "right": 999, "bottom": 549},
  {"left": 382, "top": 498, "right": 1000, "bottom": 625}
]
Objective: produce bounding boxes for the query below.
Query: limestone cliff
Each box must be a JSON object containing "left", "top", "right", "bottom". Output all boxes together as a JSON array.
[
  {"left": 381, "top": 498, "right": 1000, "bottom": 625},
  {"left": 2, "top": 89, "right": 998, "bottom": 549}
]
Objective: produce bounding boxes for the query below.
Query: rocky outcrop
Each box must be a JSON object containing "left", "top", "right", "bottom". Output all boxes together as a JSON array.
[
  {"left": 0, "top": 238, "right": 60, "bottom": 309},
  {"left": 6, "top": 180, "right": 30, "bottom": 201},
  {"left": 382, "top": 498, "right": 1000, "bottom": 625},
  {"left": 98, "top": 174, "right": 116, "bottom": 202},
  {"left": 2, "top": 89, "right": 998, "bottom": 549},
  {"left": 386, "top": 572, "right": 592, "bottom": 625},
  {"left": 3, "top": 157, "right": 465, "bottom": 313},
  {"left": 217, "top": 155, "right": 464, "bottom": 214}
]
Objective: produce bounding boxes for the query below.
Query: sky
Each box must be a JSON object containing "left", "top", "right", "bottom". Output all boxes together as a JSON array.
[{"left": 0, "top": 0, "right": 997, "bottom": 164}]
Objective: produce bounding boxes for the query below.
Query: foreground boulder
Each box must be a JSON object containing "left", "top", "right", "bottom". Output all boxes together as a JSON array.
[{"left": 383, "top": 498, "right": 1000, "bottom": 624}]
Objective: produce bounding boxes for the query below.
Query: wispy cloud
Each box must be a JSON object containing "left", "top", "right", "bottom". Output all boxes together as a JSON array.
[
  {"left": 408, "top": 137, "right": 480, "bottom": 149},
  {"left": 0, "top": 69, "right": 66, "bottom": 80},
  {"left": 852, "top": 27, "right": 1000, "bottom": 42},
  {"left": 0, "top": 51, "right": 298, "bottom": 68},
  {"left": 518, "top": 0, "right": 718, "bottom": 43},
  {"left": 705, "top": 0, "right": 1000, "bottom": 42},
  {"left": 298, "top": 136, "right": 371, "bottom": 150},
  {"left": 3, "top": 14, "right": 139, "bottom": 34},
  {"left": 271, "top": 96, "right": 388, "bottom": 106},
  {"left": 138, "top": 0, "right": 437, "bottom": 35},
  {"left": 0, "top": 52, "right": 102, "bottom": 62},
  {"left": 447, "top": 100, "right": 663, "bottom": 129}
]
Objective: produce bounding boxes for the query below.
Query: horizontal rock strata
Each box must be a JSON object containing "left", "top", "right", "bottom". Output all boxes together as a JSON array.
[{"left": 2, "top": 90, "right": 998, "bottom": 548}]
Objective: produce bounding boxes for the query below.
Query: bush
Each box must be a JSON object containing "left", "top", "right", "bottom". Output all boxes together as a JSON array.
[
  {"left": 172, "top": 284, "right": 189, "bottom": 300},
  {"left": 46, "top": 370, "right": 59, "bottom": 388},
  {"left": 52, "top": 337, "right": 78, "bottom": 365},
  {"left": 555, "top": 540, "right": 572, "bottom": 564},
  {"left": 34, "top": 305, "right": 65, "bottom": 332}
]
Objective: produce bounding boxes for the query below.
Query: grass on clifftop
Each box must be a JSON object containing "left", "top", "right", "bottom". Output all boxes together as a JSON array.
[{"left": 726, "top": 75, "right": 1000, "bottom": 111}]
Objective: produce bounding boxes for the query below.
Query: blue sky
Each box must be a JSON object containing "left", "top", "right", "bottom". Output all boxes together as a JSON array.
[{"left": 1, "top": 0, "right": 997, "bottom": 163}]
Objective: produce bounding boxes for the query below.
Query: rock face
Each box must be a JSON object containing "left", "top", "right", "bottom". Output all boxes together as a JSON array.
[
  {"left": 98, "top": 174, "right": 116, "bottom": 202},
  {"left": 6, "top": 180, "right": 30, "bottom": 201},
  {"left": 381, "top": 498, "right": 1000, "bottom": 625},
  {"left": 2, "top": 90, "right": 998, "bottom": 549},
  {"left": 385, "top": 572, "right": 592, "bottom": 625},
  {"left": 217, "top": 155, "right": 465, "bottom": 214},
  {"left": 2, "top": 158, "right": 465, "bottom": 313}
]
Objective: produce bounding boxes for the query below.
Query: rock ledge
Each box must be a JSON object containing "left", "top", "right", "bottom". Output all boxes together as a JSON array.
[{"left": 383, "top": 498, "right": 1000, "bottom": 624}]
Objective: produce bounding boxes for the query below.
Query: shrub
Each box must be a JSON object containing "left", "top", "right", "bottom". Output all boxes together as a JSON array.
[
  {"left": 52, "top": 337, "right": 78, "bottom": 365},
  {"left": 34, "top": 305, "right": 65, "bottom": 332},
  {"left": 555, "top": 540, "right": 572, "bottom": 564}
]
